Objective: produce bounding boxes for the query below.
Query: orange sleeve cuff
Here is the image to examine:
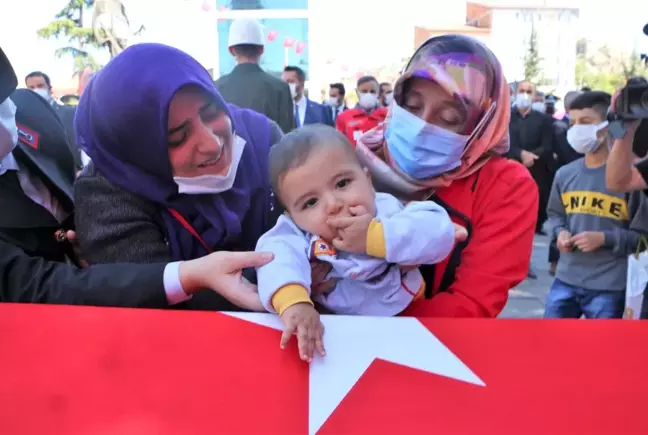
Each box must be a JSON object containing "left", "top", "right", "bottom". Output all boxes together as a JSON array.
[
  {"left": 366, "top": 219, "right": 387, "bottom": 258},
  {"left": 271, "top": 284, "right": 313, "bottom": 315}
]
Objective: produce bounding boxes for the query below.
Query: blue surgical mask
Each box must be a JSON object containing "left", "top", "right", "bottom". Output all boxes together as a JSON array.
[{"left": 385, "top": 102, "right": 468, "bottom": 180}]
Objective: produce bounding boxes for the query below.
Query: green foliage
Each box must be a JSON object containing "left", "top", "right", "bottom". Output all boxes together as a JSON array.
[
  {"left": 523, "top": 29, "right": 542, "bottom": 82},
  {"left": 576, "top": 46, "right": 648, "bottom": 94},
  {"left": 37, "top": 0, "right": 101, "bottom": 73}
]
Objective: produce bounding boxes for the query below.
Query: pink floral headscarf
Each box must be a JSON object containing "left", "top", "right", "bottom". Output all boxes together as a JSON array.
[{"left": 356, "top": 35, "right": 511, "bottom": 198}]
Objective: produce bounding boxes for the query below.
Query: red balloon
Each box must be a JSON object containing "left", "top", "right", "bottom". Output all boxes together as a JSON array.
[
  {"left": 295, "top": 41, "right": 306, "bottom": 54},
  {"left": 267, "top": 29, "right": 278, "bottom": 42},
  {"left": 283, "top": 37, "right": 295, "bottom": 48}
]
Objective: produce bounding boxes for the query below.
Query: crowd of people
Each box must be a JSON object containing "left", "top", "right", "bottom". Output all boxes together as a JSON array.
[{"left": 1, "top": 17, "right": 647, "bottom": 358}]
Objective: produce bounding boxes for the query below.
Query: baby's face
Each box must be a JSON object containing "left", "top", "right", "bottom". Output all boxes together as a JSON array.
[{"left": 279, "top": 145, "right": 376, "bottom": 242}]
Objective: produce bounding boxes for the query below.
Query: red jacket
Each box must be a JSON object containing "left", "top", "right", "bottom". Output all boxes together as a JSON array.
[
  {"left": 402, "top": 157, "right": 538, "bottom": 318},
  {"left": 336, "top": 107, "right": 388, "bottom": 145}
]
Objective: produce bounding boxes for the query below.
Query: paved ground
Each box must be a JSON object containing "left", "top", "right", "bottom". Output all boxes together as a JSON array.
[{"left": 500, "top": 234, "right": 553, "bottom": 318}]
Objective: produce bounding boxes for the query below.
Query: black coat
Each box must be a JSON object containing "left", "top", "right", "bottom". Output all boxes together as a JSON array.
[
  {"left": 0, "top": 239, "right": 168, "bottom": 307},
  {"left": 0, "top": 89, "right": 77, "bottom": 263},
  {"left": 215, "top": 63, "right": 295, "bottom": 134}
]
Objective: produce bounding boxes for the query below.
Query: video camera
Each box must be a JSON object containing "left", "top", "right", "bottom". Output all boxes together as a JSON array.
[
  {"left": 611, "top": 24, "right": 648, "bottom": 120},
  {"left": 614, "top": 79, "right": 648, "bottom": 120},
  {"left": 607, "top": 24, "right": 648, "bottom": 153}
]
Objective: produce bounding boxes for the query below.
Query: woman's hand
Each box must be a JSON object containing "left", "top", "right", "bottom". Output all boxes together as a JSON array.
[{"left": 179, "top": 251, "right": 274, "bottom": 312}]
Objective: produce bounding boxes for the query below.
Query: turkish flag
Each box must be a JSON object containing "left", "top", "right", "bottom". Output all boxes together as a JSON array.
[
  {"left": 283, "top": 37, "right": 295, "bottom": 48},
  {"left": 1, "top": 305, "right": 647, "bottom": 435},
  {"left": 295, "top": 41, "right": 306, "bottom": 55}
]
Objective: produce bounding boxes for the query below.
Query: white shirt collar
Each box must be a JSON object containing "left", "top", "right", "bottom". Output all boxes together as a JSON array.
[
  {"left": 0, "top": 151, "right": 19, "bottom": 176},
  {"left": 295, "top": 95, "right": 307, "bottom": 110}
]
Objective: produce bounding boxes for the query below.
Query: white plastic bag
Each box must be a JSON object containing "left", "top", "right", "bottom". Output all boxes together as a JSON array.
[{"left": 625, "top": 238, "right": 648, "bottom": 319}]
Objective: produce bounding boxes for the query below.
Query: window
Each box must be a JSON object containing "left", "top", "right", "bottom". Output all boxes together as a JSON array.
[
  {"left": 217, "top": 18, "right": 309, "bottom": 77},
  {"left": 216, "top": 0, "right": 308, "bottom": 10}
]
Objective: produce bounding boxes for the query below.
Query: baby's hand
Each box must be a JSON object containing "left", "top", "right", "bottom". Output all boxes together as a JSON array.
[
  {"left": 280, "top": 302, "right": 325, "bottom": 362},
  {"left": 328, "top": 205, "right": 373, "bottom": 254},
  {"left": 453, "top": 224, "right": 468, "bottom": 243}
]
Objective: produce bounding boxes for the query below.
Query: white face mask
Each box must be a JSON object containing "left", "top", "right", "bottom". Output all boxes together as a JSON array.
[
  {"left": 384, "top": 92, "right": 394, "bottom": 106},
  {"left": 173, "top": 135, "right": 247, "bottom": 194},
  {"left": 32, "top": 88, "right": 52, "bottom": 103},
  {"left": 288, "top": 83, "right": 298, "bottom": 99},
  {"left": 358, "top": 92, "right": 377, "bottom": 109},
  {"left": 515, "top": 93, "right": 533, "bottom": 109},
  {"left": 531, "top": 101, "right": 545, "bottom": 112},
  {"left": 327, "top": 97, "right": 339, "bottom": 107},
  {"left": 0, "top": 97, "right": 18, "bottom": 160},
  {"left": 567, "top": 121, "right": 609, "bottom": 154}
]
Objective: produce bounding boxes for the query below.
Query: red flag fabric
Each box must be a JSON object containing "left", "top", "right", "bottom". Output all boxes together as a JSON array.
[
  {"left": 283, "top": 37, "right": 295, "bottom": 48},
  {"left": 295, "top": 41, "right": 306, "bottom": 55},
  {"left": 0, "top": 305, "right": 647, "bottom": 435}
]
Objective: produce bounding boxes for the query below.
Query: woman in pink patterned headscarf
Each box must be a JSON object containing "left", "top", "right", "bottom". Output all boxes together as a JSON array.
[{"left": 357, "top": 35, "right": 538, "bottom": 317}]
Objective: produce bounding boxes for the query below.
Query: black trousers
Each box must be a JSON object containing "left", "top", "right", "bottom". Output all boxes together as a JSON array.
[
  {"left": 528, "top": 159, "right": 555, "bottom": 232},
  {"left": 548, "top": 239, "right": 560, "bottom": 263}
]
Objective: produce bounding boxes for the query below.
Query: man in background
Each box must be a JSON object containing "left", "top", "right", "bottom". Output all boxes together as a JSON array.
[
  {"left": 25, "top": 71, "right": 82, "bottom": 169},
  {"left": 215, "top": 18, "right": 295, "bottom": 133},
  {"left": 335, "top": 75, "right": 387, "bottom": 145},
  {"left": 378, "top": 82, "right": 393, "bottom": 108},
  {"left": 508, "top": 80, "right": 555, "bottom": 234},
  {"left": 282, "top": 66, "right": 332, "bottom": 127},
  {"left": 327, "top": 82, "right": 347, "bottom": 124}
]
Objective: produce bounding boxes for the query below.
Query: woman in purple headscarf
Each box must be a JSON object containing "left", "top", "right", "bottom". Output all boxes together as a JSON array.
[{"left": 73, "top": 43, "right": 284, "bottom": 310}]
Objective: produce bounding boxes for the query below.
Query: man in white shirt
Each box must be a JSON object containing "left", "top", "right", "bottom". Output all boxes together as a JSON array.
[
  {"left": 282, "top": 65, "right": 333, "bottom": 128},
  {"left": 327, "top": 82, "right": 347, "bottom": 124}
]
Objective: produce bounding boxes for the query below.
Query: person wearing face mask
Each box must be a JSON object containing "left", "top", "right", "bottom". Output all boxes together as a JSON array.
[
  {"left": 379, "top": 82, "right": 393, "bottom": 108},
  {"left": 508, "top": 80, "right": 556, "bottom": 238},
  {"left": 282, "top": 66, "right": 333, "bottom": 128},
  {"left": 356, "top": 35, "right": 538, "bottom": 318},
  {"left": 25, "top": 71, "right": 82, "bottom": 170},
  {"left": 531, "top": 100, "right": 546, "bottom": 113},
  {"left": 214, "top": 19, "right": 295, "bottom": 134},
  {"left": 0, "top": 47, "right": 272, "bottom": 310},
  {"left": 326, "top": 82, "right": 347, "bottom": 123},
  {"left": 73, "top": 43, "right": 306, "bottom": 311},
  {"left": 335, "top": 75, "right": 387, "bottom": 145},
  {"left": 544, "top": 91, "right": 648, "bottom": 319}
]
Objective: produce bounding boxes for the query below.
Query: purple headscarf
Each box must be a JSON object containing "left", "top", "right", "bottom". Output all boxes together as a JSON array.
[{"left": 75, "top": 43, "right": 272, "bottom": 261}]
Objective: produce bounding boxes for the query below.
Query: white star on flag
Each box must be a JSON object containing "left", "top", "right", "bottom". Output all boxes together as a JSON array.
[{"left": 224, "top": 313, "right": 486, "bottom": 434}]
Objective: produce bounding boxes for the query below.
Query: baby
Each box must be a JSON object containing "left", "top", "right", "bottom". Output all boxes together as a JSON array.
[{"left": 256, "top": 125, "right": 460, "bottom": 361}]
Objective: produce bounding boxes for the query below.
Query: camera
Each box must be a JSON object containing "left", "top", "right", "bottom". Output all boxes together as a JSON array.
[{"left": 614, "top": 81, "right": 648, "bottom": 120}]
